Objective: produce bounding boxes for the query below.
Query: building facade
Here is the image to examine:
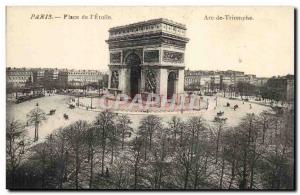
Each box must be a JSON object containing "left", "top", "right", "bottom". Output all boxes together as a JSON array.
[
  {"left": 43, "top": 69, "right": 60, "bottom": 89},
  {"left": 7, "top": 67, "right": 108, "bottom": 90},
  {"left": 6, "top": 67, "right": 33, "bottom": 89},
  {"left": 265, "top": 75, "right": 294, "bottom": 103},
  {"left": 66, "top": 69, "right": 106, "bottom": 87},
  {"left": 255, "top": 77, "right": 269, "bottom": 86},
  {"left": 32, "top": 69, "right": 45, "bottom": 86},
  {"left": 106, "top": 18, "right": 189, "bottom": 99},
  {"left": 184, "top": 69, "right": 262, "bottom": 91}
]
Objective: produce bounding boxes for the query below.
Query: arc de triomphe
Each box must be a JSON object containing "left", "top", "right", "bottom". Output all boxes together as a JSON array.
[{"left": 106, "top": 18, "right": 189, "bottom": 99}]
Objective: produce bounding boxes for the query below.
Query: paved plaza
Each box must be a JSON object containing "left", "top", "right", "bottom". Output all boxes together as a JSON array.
[{"left": 7, "top": 94, "right": 271, "bottom": 141}]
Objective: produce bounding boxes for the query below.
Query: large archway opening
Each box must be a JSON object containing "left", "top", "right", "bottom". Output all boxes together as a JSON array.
[
  {"left": 125, "top": 53, "right": 141, "bottom": 98},
  {"left": 167, "top": 71, "right": 177, "bottom": 99}
]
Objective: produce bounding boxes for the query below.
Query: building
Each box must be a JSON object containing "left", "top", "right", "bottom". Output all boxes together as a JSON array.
[
  {"left": 57, "top": 70, "right": 68, "bottom": 89},
  {"left": 263, "top": 75, "right": 294, "bottom": 102},
  {"left": 43, "top": 69, "right": 60, "bottom": 89},
  {"left": 286, "top": 76, "right": 294, "bottom": 103},
  {"left": 255, "top": 77, "right": 269, "bottom": 86},
  {"left": 66, "top": 69, "right": 106, "bottom": 87},
  {"left": 106, "top": 18, "right": 189, "bottom": 99},
  {"left": 7, "top": 67, "right": 108, "bottom": 91},
  {"left": 184, "top": 70, "right": 202, "bottom": 89},
  {"left": 184, "top": 70, "right": 250, "bottom": 91},
  {"left": 6, "top": 67, "right": 33, "bottom": 89},
  {"left": 220, "top": 75, "right": 235, "bottom": 87},
  {"left": 32, "top": 69, "right": 45, "bottom": 85}
]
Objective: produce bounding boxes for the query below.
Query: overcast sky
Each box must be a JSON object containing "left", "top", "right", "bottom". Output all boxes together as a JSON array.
[{"left": 7, "top": 6, "right": 294, "bottom": 77}]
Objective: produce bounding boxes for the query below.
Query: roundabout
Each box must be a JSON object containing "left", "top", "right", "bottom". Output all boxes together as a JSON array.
[{"left": 7, "top": 93, "right": 272, "bottom": 142}]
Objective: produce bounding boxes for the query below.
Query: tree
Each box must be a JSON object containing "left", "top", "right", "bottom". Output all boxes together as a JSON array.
[
  {"left": 167, "top": 116, "right": 185, "bottom": 148},
  {"left": 259, "top": 109, "right": 294, "bottom": 189},
  {"left": 94, "top": 111, "right": 116, "bottom": 175},
  {"left": 6, "top": 110, "right": 295, "bottom": 190},
  {"left": 52, "top": 130, "right": 69, "bottom": 189},
  {"left": 116, "top": 114, "right": 133, "bottom": 150},
  {"left": 84, "top": 126, "right": 98, "bottom": 188},
  {"left": 109, "top": 156, "right": 132, "bottom": 189},
  {"left": 222, "top": 129, "right": 239, "bottom": 189},
  {"left": 27, "top": 106, "right": 47, "bottom": 141},
  {"left": 233, "top": 113, "right": 263, "bottom": 189},
  {"left": 257, "top": 111, "right": 271, "bottom": 144},
  {"left": 236, "top": 82, "right": 256, "bottom": 98},
  {"left": 64, "top": 120, "right": 89, "bottom": 189},
  {"left": 129, "top": 136, "right": 143, "bottom": 189},
  {"left": 30, "top": 142, "right": 51, "bottom": 188},
  {"left": 172, "top": 116, "right": 209, "bottom": 189},
  {"left": 138, "top": 115, "right": 162, "bottom": 160},
  {"left": 211, "top": 120, "right": 227, "bottom": 164},
  {"left": 147, "top": 126, "right": 172, "bottom": 189},
  {"left": 6, "top": 120, "right": 30, "bottom": 189}
]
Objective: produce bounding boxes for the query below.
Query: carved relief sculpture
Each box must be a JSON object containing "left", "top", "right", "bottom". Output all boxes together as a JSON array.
[
  {"left": 144, "top": 50, "right": 159, "bottom": 63},
  {"left": 111, "top": 70, "right": 119, "bottom": 88},
  {"left": 110, "top": 52, "right": 121, "bottom": 63},
  {"left": 163, "top": 50, "right": 184, "bottom": 63},
  {"left": 145, "top": 69, "right": 157, "bottom": 93}
]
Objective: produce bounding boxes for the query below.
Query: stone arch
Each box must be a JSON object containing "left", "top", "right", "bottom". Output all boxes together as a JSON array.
[
  {"left": 125, "top": 53, "right": 142, "bottom": 98},
  {"left": 167, "top": 71, "right": 177, "bottom": 99},
  {"left": 125, "top": 53, "right": 141, "bottom": 66}
]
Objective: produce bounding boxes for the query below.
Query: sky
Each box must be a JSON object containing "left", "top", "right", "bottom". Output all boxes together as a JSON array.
[{"left": 6, "top": 6, "right": 294, "bottom": 77}]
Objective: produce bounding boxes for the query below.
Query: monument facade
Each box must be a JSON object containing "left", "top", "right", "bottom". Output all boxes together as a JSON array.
[{"left": 106, "top": 18, "right": 189, "bottom": 99}]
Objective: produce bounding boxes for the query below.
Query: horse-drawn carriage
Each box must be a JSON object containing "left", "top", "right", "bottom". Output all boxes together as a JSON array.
[
  {"left": 243, "top": 98, "right": 249, "bottom": 102},
  {"left": 214, "top": 111, "right": 227, "bottom": 122},
  {"left": 49, "top": 109, "right": 56, "bottom": 115},
  {"left": 233, "top": 104, "right": 239, "bottom": 111},
  {"left": 217, "top": 111, "right": 224, "bottom": 116},
  {"left": 63, "top": 113, "right": 69, "bottom": 120}
]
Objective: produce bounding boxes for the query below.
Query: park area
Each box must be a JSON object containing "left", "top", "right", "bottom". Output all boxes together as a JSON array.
[{"left": 6, "top": 94, "right": 271, "bottom": 141}]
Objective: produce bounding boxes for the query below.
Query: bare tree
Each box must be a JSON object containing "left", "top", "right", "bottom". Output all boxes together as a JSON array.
[
  {"left": 222, "top": 129, "right": 239, "bottom": 189},
  {"left": 6, "top": 108, "right": 294, "bottom": 190},
  {"left": 130, "top": 136, "right": 143, "bottom": 189},
  {"left": 94, "top": 111, "right": 116, "bottom": 175},
  {"left": 116, "top": 114, "right": 133, "bottom": 150},
  {"left": 138, "top": 115, "right": 162, "bottom": 160},
  {"left": 84, "top": 126, "right": 98, "bottom": 188},
  {"left": 211, "top": 120, "right": 226, "bottom": 164},
  {"left": 167, "top": 116, "right": 184, "bottom": 148},
  {"left": 64, "top": 120, "right": 89, "bottom": 189},
  {"left": 27, "top": 106, "right": 47, "bottom": 141},
  {"left": 6, "top": 120, "right": 30, "bottom": 189},
  {"left": 258, "top": 111, "right": 271, "bottom": 144},
  {"left": 53, "top": 130, "right": 69, "bottom": 189}
]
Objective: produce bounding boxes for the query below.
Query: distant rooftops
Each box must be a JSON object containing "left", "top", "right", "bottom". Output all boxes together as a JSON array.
[{"left": 6, "top": 67, "right": 106, "bottom": 73}]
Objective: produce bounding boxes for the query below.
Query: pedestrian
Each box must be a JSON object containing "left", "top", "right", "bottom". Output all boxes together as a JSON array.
[
  {"left": 206, "top": 99, "right": 209, "bottom": 110},
  {"left": 250, "top": 104, "right": 252, "bottom": 109}
]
